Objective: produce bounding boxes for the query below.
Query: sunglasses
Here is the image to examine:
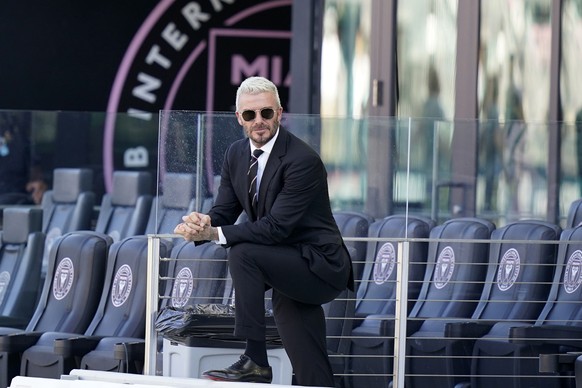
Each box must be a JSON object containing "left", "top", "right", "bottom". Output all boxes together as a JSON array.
[{"left": 240, "top": 108, "right": 275, "bottom": 122}]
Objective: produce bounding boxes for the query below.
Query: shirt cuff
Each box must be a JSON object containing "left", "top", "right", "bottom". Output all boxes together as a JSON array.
[{"left": 215, "top": 226, "right": 227, "bottom": 245}]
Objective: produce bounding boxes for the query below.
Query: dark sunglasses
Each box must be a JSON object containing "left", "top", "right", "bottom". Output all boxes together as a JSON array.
[{"left": 241, "top": 108, "right": 275, "bottom": 122}]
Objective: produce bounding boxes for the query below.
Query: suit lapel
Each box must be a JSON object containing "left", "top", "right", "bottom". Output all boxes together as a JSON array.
[
  {"left": 236, "top": 141, "right": 254, "bottom": 213},
  {"left": 257, "top": 128, "right": 288, "bottom": 217}
]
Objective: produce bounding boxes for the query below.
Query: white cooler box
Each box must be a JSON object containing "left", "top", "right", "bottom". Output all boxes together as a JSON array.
[{"left": 162, "top": 338, "right": 293, "bottom": 385}]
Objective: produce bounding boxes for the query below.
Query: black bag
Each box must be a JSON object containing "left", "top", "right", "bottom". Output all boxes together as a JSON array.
[{"left": 155, "top": 305, "right": 280, "bottom": 346}]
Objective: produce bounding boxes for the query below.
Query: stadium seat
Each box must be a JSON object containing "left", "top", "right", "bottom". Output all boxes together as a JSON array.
[
  {"left": 323, "top": 245, "right": 357, "bottom": 388},
  {"left": 345, "top": 217, "right": 494, "bottom": 388},
  {"left": 0, "top": 208, "right": 44, "bottom": 329},
  {"left": 95, "top": 171, "right": 153, "bottom": 242},
  {"left": 146, "top": 172, "right": 196, "bottom": 238},
  {"left": 333, "top": 210, "right": 375, "bottom": 290},
  {"left": 465, "top": 224, "right": 582, "bottom": 388},
  {"left": 405, "top": 219, "right": 560, "bottom": 388},
  {"left": 39, "top": 168, "right": 95, "bottom": 279},
  {"left": 105, "top": 240, "right": 229, "bottom": 374},
  {"left": 344, "top": 214, "right": 436, "bottom": 388},
  {"left": 0, "top": 231, "right": 112, "bottom": 388},
  {"left": 16, "top": 235, "right": 171, "bottom": 378},
  {"left": 567, "top": 198, "right": 582, "bottom": 228}
]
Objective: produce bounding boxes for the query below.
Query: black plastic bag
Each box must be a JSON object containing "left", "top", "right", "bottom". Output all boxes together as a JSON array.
[{"left": 155, "top": 304, "right": 237, "bottom": 342}]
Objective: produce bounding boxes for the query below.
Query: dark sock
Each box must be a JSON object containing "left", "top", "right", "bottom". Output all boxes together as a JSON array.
[{"left": 244, "top": 339, "right": 268, "bottom": 367}]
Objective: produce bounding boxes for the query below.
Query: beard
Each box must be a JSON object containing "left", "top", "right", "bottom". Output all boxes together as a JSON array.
[{"left": 245, "top": 118, "right": 279, "bottom": 145}]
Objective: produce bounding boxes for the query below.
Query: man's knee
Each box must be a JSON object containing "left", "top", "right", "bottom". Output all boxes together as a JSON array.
[{"left": 228, "top": 242, "right": 255, "bottom": 269}]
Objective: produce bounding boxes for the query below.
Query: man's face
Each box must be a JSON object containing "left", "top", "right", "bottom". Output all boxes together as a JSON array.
[{"left": 236, "top": 92, "right": 283, "bottom": 147}]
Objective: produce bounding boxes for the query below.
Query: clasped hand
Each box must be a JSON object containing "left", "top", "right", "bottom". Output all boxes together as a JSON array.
[{"left": 174, "top": 212, "right": 214, "bottom": 241}]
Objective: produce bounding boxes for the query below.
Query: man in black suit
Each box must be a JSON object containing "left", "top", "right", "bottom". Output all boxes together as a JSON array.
[{"left": 174, "top": 76, "right": 352, "bottom": 386}]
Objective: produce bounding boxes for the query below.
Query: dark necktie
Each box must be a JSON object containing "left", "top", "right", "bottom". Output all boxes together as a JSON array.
[{"left": 248, "top": 148, "right": 264, "bottom": 216}]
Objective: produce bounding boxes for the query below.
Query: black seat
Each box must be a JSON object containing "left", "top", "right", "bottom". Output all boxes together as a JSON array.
[
  {"left": 100, "top": 240, "right": 229, "bottom": 374},
  {"left": 161, "top": 240, "right": 229, "bottom": 308},
  {"left": 95, "top": 171, "right": 153, "bottom": 242},
  {"left": 333, "top": 210, "right": 375, "bottom": 289},
  {"left": 567, "top": 199, "right": 582, "bottom": 228},
  {"left": 323, "top": 245, "right": 358, "bottom": 388},
  {"left": 405, "top": 219, "right": 560, "bottom": 388},
  {"left": 39, "top": 168, "right": 95, "bottom": 281},
  {"left": 327, "top": 211, "right": 374, "bottom": 386},
  {"left": 146, "top": 173, "right": 196, "bottom": 239},
  {"left": 344, "top": 214, "right": 435, "bottom": 388},
  {"left": 0, "top": 231, "right": 112, "bottom": 388},
  {"left": 346, "top": 217, "right": 494, "bottom": 388},
  {"left": 0, "top": 208, "right": 44, "bottom": 329},
  {"left": 458, "top": 223, "right": 580, "bottom": 388},
  {"left": 16, "top": 235, "right": 171, "bottom": 378}
]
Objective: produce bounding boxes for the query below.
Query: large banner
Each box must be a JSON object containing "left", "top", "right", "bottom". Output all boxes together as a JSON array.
[{"left": 0, "top": 0, "right": 292, "bottom": 196}]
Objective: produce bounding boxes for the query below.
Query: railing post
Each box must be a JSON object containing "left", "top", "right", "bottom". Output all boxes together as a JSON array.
[
  {"left": 144, "top": 235, "right": 161, "bottom": 375},
  {"left": 393, "top": 241, "right": 409, "bottom": 388}
]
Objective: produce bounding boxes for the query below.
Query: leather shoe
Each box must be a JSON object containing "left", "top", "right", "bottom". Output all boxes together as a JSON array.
[{"left": 202, "top": 354, "right": 273, "bottom": 383}]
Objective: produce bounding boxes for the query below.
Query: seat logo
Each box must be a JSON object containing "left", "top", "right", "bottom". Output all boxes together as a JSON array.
[
  {"left": 564, "top": 250, "right": 582, "bottom": 294},
  {"left": 497, "top": 248, "right": 521, "bottom": 291},
  {"left": 112, "top": 264, "right": 133, "bottom": 307},
  {"left": 171, "top": 267, "right": 194, "bottom": 307},
  {"left": 53, "top": 257, "right": 74, "bottom": 300},
  {"left": 434, "top": 246, "right": 455, "bottom": 289},
  {"left": 374, "top": 243, "right": 396, "bottom": 285},
  {"left": 0, "top": 271, "right": 10, "bottom": 305}
]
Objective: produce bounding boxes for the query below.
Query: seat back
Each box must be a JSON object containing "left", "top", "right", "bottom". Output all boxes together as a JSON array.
[
  {"left": 355, "top": 215, "right": 434, "bottom": 319},
  {"left": 323, "top": 246, "right": 357, "bottom": 372},
  {"left": 162, "top": 241, "right": 228, "bottom": 308},
  {"left": 27, "top": 231, "right": 112, "bottom": 333},
  {"left": 333, "top": 211, "right": 374, "bottom": 288},
  {"left": 85, "top": 236, "right": 172, "bottom": 338},
  {"left": 535, "top": 225, "right": 582, "bottom": 326},
  {"left": 146, "top": 173, "right": 196, "bottom": 237},
  {"left": 0, "top": 208, "right": 44, "bottom": 326},
  {"left": 40, "top": 168, "right": 95, "bottom": 277},
  {"left": 95, "top": 171, "right": 153, "bottom": 242},
  {"left": 41, "top": 168, "right": 95, "bottom": 234},
  {"left": 409, "top": 217, "right": 495, "bottom": 320},
  {"left": 567, "top": 199, "right": 582, "bottom": 228},
  {"left": 471, "top": 220, "right": 560, "bottom": 322}
]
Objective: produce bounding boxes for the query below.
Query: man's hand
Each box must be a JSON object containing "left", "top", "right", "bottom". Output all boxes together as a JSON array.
[{"left": 174, "top": 212, "right": 218, "bottom": 242}]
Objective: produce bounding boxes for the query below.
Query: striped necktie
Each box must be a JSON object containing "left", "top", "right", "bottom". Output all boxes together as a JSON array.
[{"left": 248, "top": 148, "right": 264, "bottom": 216}]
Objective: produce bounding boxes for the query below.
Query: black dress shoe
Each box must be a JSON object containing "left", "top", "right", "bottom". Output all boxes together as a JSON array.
[{"left": 202, "top": 354, "right": 273, "bottom": 383}]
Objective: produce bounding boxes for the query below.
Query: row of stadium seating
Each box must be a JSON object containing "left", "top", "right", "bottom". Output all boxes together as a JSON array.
[{"left": 2, "top": 168, "right": 582, "bottom": 387}]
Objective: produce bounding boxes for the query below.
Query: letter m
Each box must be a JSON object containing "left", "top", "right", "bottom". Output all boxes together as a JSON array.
[{"left": 231, "top": 55, "right": 269, "bottom": 85}]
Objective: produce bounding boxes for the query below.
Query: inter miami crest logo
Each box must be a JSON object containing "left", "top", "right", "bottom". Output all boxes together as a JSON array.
[
  {"left": 564, "top": 250, "right": 582, "bottom": 294},
  {"left": 112, "top": 264, "right": 133, "bottom": 307},
  {"left": 53, "top": 257, "right": 75, "bottom": 300},
  {"left": 373, "top": 243, "right": 396, "bottom": 285},
  {"left": 434, "top": 246, "right": 455, "bottom": 289},
  {"left": 0, "top": 271, "right": 10, "bottom": 305},
  {"left": 103, "top": 0, "right": 292, "bottom": 192},
  {"left": 497, "top": 248, "right": 521, "bottom": 291},
  {"left": 171, "top": 267, "right": 194, "bottom": 307}
]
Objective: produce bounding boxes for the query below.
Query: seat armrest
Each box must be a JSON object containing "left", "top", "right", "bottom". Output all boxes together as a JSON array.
[
  {"left": 114, "top": 340, "right": 145, "bottom": 362},
  {"left": 361, "top": 315, "right": 423, "bottom": 336},
  {"left": 53, "top": 336, "right": 103, "bottom": 358},
  {"left": 445, "top": 321, "right": 495, "bottom": 338},
  {"left": 0, "top": 331, "right": 43, "bottom": 352},
  {"left": 539, "top": 352, "right": 582, "bottom": 374},
  {"left": 510, "top": 325, "right": 582, "bottom": 347}
]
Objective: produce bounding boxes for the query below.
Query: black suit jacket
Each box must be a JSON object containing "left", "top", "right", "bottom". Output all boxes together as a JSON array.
[{"left": 208, "top": 127, "right": 353, "bottom": 291}]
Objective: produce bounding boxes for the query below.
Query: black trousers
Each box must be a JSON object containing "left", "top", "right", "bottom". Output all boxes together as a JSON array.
[{"left": 228, "top": 242, "right": 341, "bottom": 387}]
